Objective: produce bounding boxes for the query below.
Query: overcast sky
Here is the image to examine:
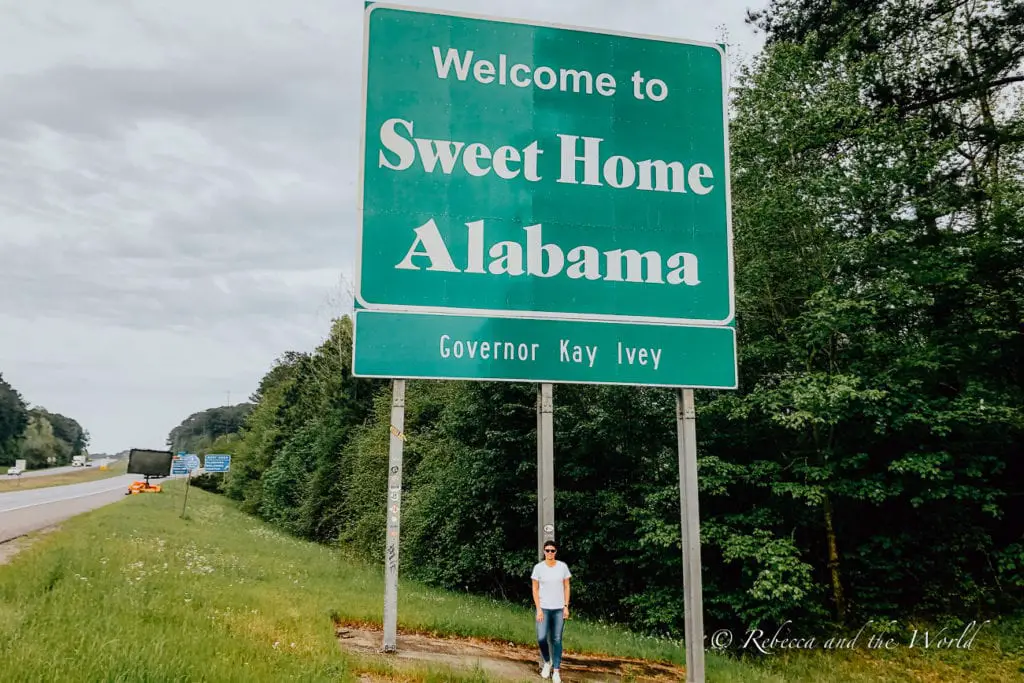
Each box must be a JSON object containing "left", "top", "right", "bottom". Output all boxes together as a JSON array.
[{"left": 0, "top": 0, "right": 767, "bottom": 454}]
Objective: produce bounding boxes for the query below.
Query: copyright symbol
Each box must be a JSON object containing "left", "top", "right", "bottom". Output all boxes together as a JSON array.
[{"left": 710, "top": 629, "right": 733, "bottom": 650}]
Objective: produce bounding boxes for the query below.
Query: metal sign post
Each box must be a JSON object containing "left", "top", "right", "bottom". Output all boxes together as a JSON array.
[
  {"left": 677, "top": 388, "right": 705, "bottom": 682},
  {"left": 537, "top": 386, "right": 544, "bottom": 560},
  {"left": 537, "top": 383, "right": 555, "bottom": 560},
  {"left": 180, "top": 468, "right": 192, "bottom": 519},
  {"left": 382, "top": 379, "right": 406, "bottom": 653},
  {"left": 171, "top": 454, "right": 193, "bottom": 518}
]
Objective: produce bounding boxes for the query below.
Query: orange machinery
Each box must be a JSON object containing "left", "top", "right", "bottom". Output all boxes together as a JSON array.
[{"left": 127, "top": 477, "right": 162, "bottom": 494}]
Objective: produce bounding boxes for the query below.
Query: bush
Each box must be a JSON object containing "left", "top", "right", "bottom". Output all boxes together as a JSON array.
[{"left": 190, "top": 472, "right": 225, "bottom": 494}]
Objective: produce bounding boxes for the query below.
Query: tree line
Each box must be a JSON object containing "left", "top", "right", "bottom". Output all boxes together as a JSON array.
[
  {"left": 166, "top": 403, "right": 253, "bottom": 455},
  {"left": 173, "top": 0, "right": 1023, "bottom": 635},
  {"left": 0, "top": 373, "right": 90, "bottom": 468}
]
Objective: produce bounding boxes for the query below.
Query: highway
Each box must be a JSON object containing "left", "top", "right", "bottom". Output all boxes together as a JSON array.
[
  {"left": 15, "top": 464, "right": 81, "bottom": 479},
  {"left": 10, "top": 460, "right": 116, "bottom": 479},
  {"left": 0, "top": 473, "right": 145, "bottom": 544}
]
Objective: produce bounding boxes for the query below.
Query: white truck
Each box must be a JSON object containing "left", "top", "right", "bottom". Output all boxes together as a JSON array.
[{"left": 72, "top": 455, "right": 90, "bottom": 467}]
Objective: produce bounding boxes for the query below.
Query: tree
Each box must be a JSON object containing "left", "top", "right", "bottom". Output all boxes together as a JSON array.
[
  {"left": 33, "top": 408, "right": 89, "bottom": 455},
  {"left": 19, "top": 412, "right": 70, "bottom": 468},
  {"left": 0, "top": 374, "right": 29, "bottom": 466},
  {"left": 166, "top": 403, "right": 253, "bottom": 454},
  {"left": 713, "top": 1, "right": 1024, "bottom": 623}
]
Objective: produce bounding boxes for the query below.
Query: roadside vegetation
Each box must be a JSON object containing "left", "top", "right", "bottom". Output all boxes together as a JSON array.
[
  {"left": 1, "top": 484, "right": 1022, "bottom": 682},
  {"left": 0, "top": 373, "right": 90, "bottom": 470}
]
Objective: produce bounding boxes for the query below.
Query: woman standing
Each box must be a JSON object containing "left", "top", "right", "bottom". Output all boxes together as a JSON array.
[{"left": 531, "top": 541, "right": 571, "bottom": 682}]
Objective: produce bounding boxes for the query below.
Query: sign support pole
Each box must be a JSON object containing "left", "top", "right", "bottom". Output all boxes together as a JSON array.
[
  {"left": 382, "top": 379, "right": 406, "bottom": 653},
  {"left": 677, "top": 388, "right": 705, "bottom": 682},
  {"left": 537, "top": 383, "right": 555, "bottom": 560},
  {"left": 537, "top": 385, "right": 544, "bottom": 560},
  {"left": 180, "top": 470, "right": 192, "bottom": 519}
]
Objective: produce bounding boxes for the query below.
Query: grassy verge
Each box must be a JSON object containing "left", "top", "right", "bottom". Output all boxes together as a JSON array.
[
  {"left": 0, "top": 482, "right": 1020, "bottom": 682},
  {"left": 0, "top": 461, "right": 128, "bottom": 493}
]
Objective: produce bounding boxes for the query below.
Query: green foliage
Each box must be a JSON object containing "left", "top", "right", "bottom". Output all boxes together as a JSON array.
[
  {"left": 167, "top": 403, "right": 253, "bottom": 454},
  {"left": 0, "top": 374, "right": 88, "bottom": 468},
  {"left": 32, "top": 408, "right": 88, "bottom": 455},
  {"left": 718, "top": 0, "right": 1024, "bottom": 623},
  {"left": 398, "top": 381, "right": 538, "bottom": 598},
  {"left": 217, "top": 317, "right": 384, "bottom": 528},
  {"left": 0, "top": 373, "right": 29, "bottom": 466},
  {"left": 20, "top": 412, "right": 71, "bottom": 468}
]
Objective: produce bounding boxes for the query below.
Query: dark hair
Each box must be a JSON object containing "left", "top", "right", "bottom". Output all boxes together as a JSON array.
[{"left": 543, "top": 541, "right": 558, "bottom": 551}]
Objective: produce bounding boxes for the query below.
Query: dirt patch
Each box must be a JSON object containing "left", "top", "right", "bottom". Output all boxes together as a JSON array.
[
  {"left": 0, "top": 525, "right": 60, "bottom": 565},
  {"left": 335, "top": 620, "right": 686, "bottom": 682}
]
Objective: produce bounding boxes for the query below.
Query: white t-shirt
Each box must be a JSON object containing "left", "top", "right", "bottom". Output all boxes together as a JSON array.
[{"left": 531, "top": 560, "right": 572, "bottom": 609}]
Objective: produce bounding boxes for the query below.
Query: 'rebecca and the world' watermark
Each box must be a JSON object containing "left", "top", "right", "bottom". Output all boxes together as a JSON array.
[{"left": 706, "top": 619, "right": 991, "bottom": 655}]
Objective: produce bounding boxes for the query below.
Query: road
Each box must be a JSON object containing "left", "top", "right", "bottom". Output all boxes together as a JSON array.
[
  {"left": 10, "top": 460, "right": 117, "bottom": 479},
  {"left": 14, "top": 464, "right": 82, "bottom": 479},
  {"left": 0, "top": 473, "right": 156, "bottom": 544}
]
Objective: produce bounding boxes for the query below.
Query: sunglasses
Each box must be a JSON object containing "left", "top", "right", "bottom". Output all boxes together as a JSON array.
[{"left": 544, "top": 548, "right": 557, "bottom": 553}]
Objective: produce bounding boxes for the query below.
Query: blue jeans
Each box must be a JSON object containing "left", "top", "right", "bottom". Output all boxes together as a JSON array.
[{"left": 536, "top": 608, "right": 565, "bottom": 668}]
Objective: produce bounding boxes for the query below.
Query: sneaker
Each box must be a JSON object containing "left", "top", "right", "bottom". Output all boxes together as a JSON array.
[
  {"left": 552, "top": 671, "right": 561, "bottom": 683},
  {"left": 540, "top": 662, "right": 551, "bottom": 679}
]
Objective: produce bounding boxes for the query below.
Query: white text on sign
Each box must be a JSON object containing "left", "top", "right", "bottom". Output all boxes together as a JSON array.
[
  {"left": 431, "top": 47, "right": 671, "bottom": 101},
  {"left": 379, "top": 119, "right": 715, "bottom": 195},
  {"left": 395, "top": 219, "right": 700, "bottom": 286}
]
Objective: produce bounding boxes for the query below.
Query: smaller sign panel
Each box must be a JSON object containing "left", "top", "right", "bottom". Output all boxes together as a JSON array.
[
  {"left": 353, "top": 310, "right": 737, "bottom": 389},
  {"left": 185, "top": 454, "right": 201, "bottom": 471},
  {"left": 204, "top": 454, "right": 231, "bottom": 473}
]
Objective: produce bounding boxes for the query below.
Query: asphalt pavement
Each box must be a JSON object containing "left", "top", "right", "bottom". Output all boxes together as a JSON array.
[
  {"left": 0, "top": 473, "right": 164, "bottom": 544},
  {"left": 7, "top": 458, "right": 117, "bottom": 481},
  {"left": 12, "top": 464, "right": 82, "bottom": 479}
]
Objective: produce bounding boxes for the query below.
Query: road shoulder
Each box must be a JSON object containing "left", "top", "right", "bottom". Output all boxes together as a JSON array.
[{"left": 0, "top": 525, "right": 61, "bottom": 566}]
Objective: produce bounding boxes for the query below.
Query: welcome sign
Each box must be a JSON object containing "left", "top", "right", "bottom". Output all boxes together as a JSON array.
[{"left": 353, "top": 4, "right": 737, "bottom": 389}]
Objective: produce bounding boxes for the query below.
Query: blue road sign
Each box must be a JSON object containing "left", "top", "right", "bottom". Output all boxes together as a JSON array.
[
  {"left": 204, "top": 454, "right": 231, "bottom": 473},
  {"left": 172, "top": 454, "right": 200, "bottom": 475}
]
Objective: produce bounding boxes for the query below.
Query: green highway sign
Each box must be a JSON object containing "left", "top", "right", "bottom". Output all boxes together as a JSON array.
[
  {"left": 353, "top": 310, "right": 737, "bottom": 389},
  {"left": 357, "top": 4, "right": 732, "bottom": 324},
  {"left": 354, "top": 4, "right": 736, "bottom": 387}
]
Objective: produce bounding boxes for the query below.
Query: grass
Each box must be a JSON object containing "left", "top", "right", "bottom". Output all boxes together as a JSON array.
[
  {"left": 0, "top": 482, "right": 1020, "bottom": 682},
  {"left": 0, "top": 461, "right": 128, "bottom": 493}
]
